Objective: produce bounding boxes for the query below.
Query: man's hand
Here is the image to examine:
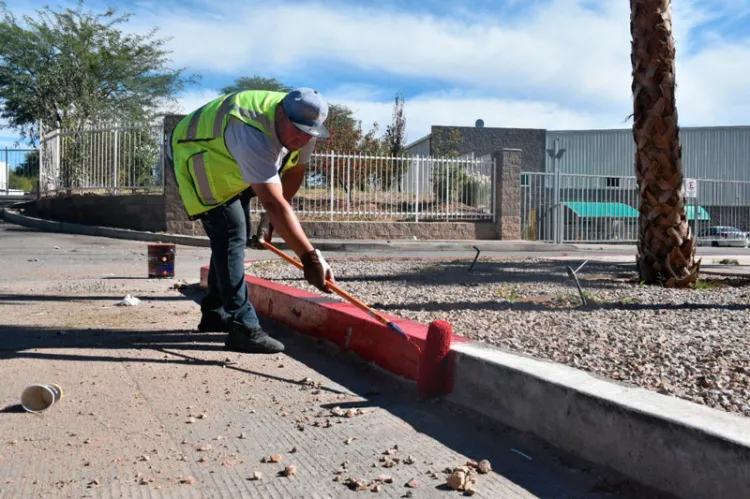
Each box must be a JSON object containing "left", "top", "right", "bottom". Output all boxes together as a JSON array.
[
  {"left": 300, "top": 249, "right": 335, "bottom": 293},
  {"left": 249, "top": 212, "right": 273, "bottom": 249}
]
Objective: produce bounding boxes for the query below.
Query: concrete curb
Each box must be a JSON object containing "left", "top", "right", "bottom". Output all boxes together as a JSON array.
[
  {"left": 213, "top": 261, "right": 750, "bottom": 499},
  {"left": 448, "top": 342, "right": 750, "bottom": 499},
  {"left": 199, "top": 264, "right": 469, "bottom": 384},
  {"left": 1, "top": 208, "right": 578, "bottom": 252}
]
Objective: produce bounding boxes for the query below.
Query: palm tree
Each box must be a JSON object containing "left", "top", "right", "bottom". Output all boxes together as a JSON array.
[{"left": 630, "top": 0, "right": 700, "bottom": 287}]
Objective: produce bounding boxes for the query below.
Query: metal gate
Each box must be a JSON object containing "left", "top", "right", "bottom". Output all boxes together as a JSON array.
[{"left": 521, "top": 172, "right": 750, "bottom": 244}]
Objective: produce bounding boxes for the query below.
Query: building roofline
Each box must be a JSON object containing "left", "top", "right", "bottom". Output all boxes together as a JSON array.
[{"left": 404, "top": 133, "right": 431, "bottom": 150}]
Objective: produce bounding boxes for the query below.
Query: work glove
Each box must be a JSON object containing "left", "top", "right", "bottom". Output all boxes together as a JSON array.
[
  {"left": 300, "top": 249, "right": 335, "bottom": 293},
  {"left": 248, "top": 212, "right": 273, "bottom": 249}
]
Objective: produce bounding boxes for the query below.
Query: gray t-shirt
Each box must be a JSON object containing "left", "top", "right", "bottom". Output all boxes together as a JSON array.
[
  {"left": 167, "top": 116, "right": 316, "bottom": 185},
  {"left": 224, "top": 116, "right": 316, "bottom": 184}
]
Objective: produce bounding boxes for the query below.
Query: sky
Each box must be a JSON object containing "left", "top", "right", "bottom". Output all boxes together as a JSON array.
[{"left": 1, "top": 0, "right": 749, "bottom": 150}]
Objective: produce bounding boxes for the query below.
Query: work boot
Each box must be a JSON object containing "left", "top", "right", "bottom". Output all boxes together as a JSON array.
[
  {"left": 225, "top": 323, "right": 285, "bottom": 354},
  {"left": 197, "top": 310, "right": 230, "bottom": 333}
]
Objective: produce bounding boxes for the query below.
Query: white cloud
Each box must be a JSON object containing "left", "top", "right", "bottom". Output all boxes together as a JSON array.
[{"left": 131, "top": 0, "right": 750, "bottom": 140}]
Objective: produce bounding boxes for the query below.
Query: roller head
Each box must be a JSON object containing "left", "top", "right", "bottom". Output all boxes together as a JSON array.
[{"left": 417, "top": 320, "right": 454, "bottom": 397}]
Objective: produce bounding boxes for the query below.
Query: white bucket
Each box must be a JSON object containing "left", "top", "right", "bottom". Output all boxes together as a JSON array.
[{"left": 21, "top": 384, "right": 64, "bottom": 413}]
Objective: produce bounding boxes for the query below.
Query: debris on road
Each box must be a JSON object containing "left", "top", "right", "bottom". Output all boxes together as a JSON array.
[
  {"left": 344, "top": 477, "right": 368, "bottom": 491},
  {"left": 262, "top": 454, "right": 283, "bottom": 463},
  {"left": 114, "top": 294, "right": 141, "bottom": 306},
  {"left": 179, "top": 476, "right": 197, "bottom": 485},
  {"left": 477, "top": 459, "right": 492, "bottom": 474},
  {"left": 249, "top": 471, "right": 262, "bottom": 481},
  {"left": 281, "top": 465, "right": 297, "bottom": 477}
]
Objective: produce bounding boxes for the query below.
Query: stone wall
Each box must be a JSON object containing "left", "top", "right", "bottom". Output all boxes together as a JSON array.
[
  {"left": 300, "top": 221, "right": 497, "bottom": 240},
  {"left": 430, "top": 125, "right": 547, "bottom": 173},
  {"left": 35, "top": 193, "right": 165, "bottom": 232},
  {"left": 495, "top": 149, "right": 522, "bottom": 240}
]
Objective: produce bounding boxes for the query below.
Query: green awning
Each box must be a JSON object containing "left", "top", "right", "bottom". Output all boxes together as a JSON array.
[
  {"left": 562, "top": 201, "right": 710, "bottom": 221},
  {"left": 563, "top": 202, "right": 639, "bottom": 218},
  {"left": 685, "top": 205, "right": 710, "bottom": 221}
]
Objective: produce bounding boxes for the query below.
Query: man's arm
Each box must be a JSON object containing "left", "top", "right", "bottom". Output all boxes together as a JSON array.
[
  {"left": 281, "top": 163, "right": 306, "bottom": 202},
  {"left": 251, "top": 182, "right": 314, "bottom": 258},
  {"left": 281, "top": 138, "right": 315, "bottom": 201}
]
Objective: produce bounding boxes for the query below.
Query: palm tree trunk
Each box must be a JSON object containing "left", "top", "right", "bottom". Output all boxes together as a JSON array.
[{"left": 630, "top": 0, "right": 700, "bottom": 287}]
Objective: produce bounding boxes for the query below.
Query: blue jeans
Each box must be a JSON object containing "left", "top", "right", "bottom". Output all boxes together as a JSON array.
[{"left": 200, "top": 189, "right": 260, "bottom": 329}]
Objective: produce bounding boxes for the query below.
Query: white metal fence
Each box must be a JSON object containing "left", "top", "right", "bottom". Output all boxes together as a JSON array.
[
  {"left": 521, "top": 172, "right": 750, "bottom": 244},
  {"left": 39, "top": 122, "right": 164, "bottom": 195},
  {"left": 248, "top": 152, "right": 495, "bottom": 221},
  {"left": 38, "top": 121, "right": 496, "bottom": 222},
  {"left": 1, "top": 148, "right": 37, "bottom": 195}
]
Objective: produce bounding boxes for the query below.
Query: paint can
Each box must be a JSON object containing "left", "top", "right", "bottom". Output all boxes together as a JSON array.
[{"left": 148, "top": 243, "right": 176, "bottom": 278}]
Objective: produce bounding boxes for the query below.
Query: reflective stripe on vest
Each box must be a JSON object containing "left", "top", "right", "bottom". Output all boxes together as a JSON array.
[
  {"left": 213, "top": 92, "right": 241, "bottom": 137},
  {"left": 191, "top": 153, "right": 217, "bottom": 205}
]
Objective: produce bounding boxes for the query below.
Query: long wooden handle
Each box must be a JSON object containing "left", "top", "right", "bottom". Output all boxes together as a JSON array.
[{"left": 261, "top": 241, "right": 395, "bottom": 327}]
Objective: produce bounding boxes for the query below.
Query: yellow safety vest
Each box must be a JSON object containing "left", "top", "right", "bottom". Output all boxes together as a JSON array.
[{"left": 171, "top": 90, "right": 302, "bottom": 218}]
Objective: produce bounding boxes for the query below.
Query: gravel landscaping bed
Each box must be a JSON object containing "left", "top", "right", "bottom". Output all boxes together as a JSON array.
[{"left": 247, "top": 256, "right": 750, "bottom": 418}]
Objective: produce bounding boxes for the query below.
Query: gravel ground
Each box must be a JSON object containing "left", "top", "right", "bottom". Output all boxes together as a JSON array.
[{"left": 247, "top": 256, "right": 750, "bottom": 418}]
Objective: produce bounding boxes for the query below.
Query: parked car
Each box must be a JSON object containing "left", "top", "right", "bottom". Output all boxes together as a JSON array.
[{"left": 697, "top": 226, "right": 749, "bottom": 247}]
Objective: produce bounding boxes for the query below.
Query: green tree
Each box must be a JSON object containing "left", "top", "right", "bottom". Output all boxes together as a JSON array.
[
  {"left": 0, "top": 0, "right": 197, "bottom": 145},
  {"left": 9, "top": 171, "right": 36, "bottom": 192},
  {"left": 220, "top": 76, "right": 290, "bottom": 94},
  {"left": 382, "top": 93, "right": 407, "bottom": 191},
  {"left": 16, "top": 149, "right": 39, "bottom": 177}
]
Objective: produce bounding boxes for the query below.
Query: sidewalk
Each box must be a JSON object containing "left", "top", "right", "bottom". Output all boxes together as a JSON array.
[{"left": 0, "top": 221, "right": 666, "bottom": 498}]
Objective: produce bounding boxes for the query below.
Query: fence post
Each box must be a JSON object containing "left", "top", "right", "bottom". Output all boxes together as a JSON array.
[
  {"left": 3, "top": 148, "right": 8, "bottom": 195},
  {"left": 492, "top": 157, "right": 497, "bottom": 224},
  {"left": 113, "top": 129, "right": 119, "bottom": 193},
  {"left": 445, "top": 159, "right": 450, "bottom": 222},
  {"left": 55, "top": 130, "right": 61, "bottom": 193},
  {"left": 38, "top": 121, "right": 44, "bottom": 198},
  {"left": 330, "top": 151, "right": 335, "bottom": 222},
  {"left": 553, "top": 164, "right": 561, "bottom": 244},
  {"left": 414, "top": 155, "right": 420, "bottom": 222},
  {"left": 547, "top": 138, "right": 566, "bottom": 244},
  {"left": 346, "top": 154, "right": 351, "bottom": 219}
]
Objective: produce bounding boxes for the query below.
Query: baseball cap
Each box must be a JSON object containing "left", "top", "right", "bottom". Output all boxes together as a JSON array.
[{"left": 281, "top": 88, "right": 330, "bottom": 140}]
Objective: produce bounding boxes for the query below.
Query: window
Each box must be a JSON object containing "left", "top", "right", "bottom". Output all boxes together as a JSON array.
[
  {"left": 605, "top": 177, "right": 620, "bottom": 188},
  {"left": 521, "top": 174, "right": 530, "bottom": 186}
]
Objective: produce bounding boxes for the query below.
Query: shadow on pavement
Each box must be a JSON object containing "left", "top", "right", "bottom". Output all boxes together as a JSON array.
[{"left": 0, "top": 404, "right": 25, "bottom": 414}]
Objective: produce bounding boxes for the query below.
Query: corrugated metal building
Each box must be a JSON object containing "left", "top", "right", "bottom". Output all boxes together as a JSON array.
[{"left": 545, "top": 126, "right": 750, "bottom": 180}]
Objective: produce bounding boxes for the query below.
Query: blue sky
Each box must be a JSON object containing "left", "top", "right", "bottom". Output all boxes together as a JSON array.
[{"left": 1, "top": 0, "right": 749, "bottom": 150}]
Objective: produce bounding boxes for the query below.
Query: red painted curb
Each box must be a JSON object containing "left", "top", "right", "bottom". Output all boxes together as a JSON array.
[{"left": 200, "top": 262, "right": 467, "bottom": 390}]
